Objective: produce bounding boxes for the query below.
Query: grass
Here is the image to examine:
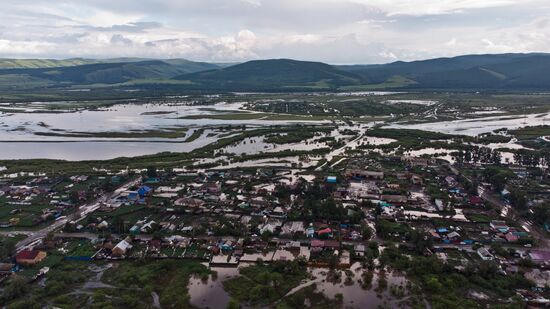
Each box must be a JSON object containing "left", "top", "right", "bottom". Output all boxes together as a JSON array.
[
  {"left": 66, "top": 240, "right": 97, "bottom": 257},
  {"left": 3, "top": 257, "right": 210, "bottom": 308},
  {"left": 183, "top": 128, "right": 204, "bottom": 143},
  {"left": 34, "top": 127, "right": 189, "bottom": 139},
  {"left": 101, "top": 259, "right": 211, "bottom": 308},
  {"left": 276, "top": 284, "right": 340, "bottom": 309},
  {"left": 510, "top": 125, "right": 550, "bottom": 141},
  {"left": 179, "top": 112, "right": 334, "bottom": 121},
  {"left": 223, "top": 260, "right": 309, "bottom": 306},
  {"left": 0, "top": 200, "right": 54, "bottom": 228},
  {"left": 466, "top": 213, "right": 492, "bottom": 223},
  {"left": 339, "top": 75, "right": 417, "bottom": 91}
]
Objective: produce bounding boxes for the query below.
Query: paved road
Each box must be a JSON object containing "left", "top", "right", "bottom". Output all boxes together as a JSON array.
[{"left": 14, "top": 177, "right": 141, "bottom": 252}]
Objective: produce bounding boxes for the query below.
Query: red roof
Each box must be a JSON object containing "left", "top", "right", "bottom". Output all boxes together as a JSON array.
[
  {"left": 505, "top": 233, "right": 519, "bottom": 242},
  {"left": 318, "top": 228, "right": 332, "bottom": 235},
  {"left": 324, "top": 240, "right": 340, "bottom": 248},
  {"left": 469, "top": 196, "right": 483, "bottom": 204},
  {"left": 16, "top": 250, "right": 39, "bottom": 260}
]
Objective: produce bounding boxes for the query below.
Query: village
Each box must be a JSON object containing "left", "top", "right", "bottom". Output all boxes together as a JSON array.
[{"left": 1, "top": 148, "right": 549, "bottom": 307}]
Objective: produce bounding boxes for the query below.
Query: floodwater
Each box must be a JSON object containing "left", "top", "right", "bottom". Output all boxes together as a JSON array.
[
  {"left": 311, "top": 263, "right": 409, "bottom": 308},
  {"left": 0, "top": 141, "right": 212, "bottom": 160},
  {"left": 389, "top": 112, "right": 550, "bottom": 136},
  {"left": 187, "top": 263, "right": 409, "bottom": 309},
  {"left": 403, "top": 147, "right": 517, "bottom": 165},
  {"left": 0, "top": 101, "right": 328, "bottom": 160},
  {"left": 188, "top": 266, "right": 239, "bottom": 309}
]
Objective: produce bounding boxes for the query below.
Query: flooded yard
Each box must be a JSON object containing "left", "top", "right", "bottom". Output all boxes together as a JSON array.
[{"left": 187, "top": 263, "right": 410, "bottom": 309}]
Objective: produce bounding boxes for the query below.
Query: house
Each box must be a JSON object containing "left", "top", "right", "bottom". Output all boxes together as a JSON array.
[
  {"left": 469, "top": 196, "right": 483, "bottom": 206},
  {"left": 259, "top": 220, "right": 282, "bottom": 234},
  {"left": 410, "top": 174, "right": 423, "bottom": 185},
  {"left": 323, "top": 240, "right": 340, "bottom": 250},
  {"left": 97, "top": 220, "right": 109, "bottom": 229},
  {"left": 504, "top": 232, "right": 519, "bottom": 243},
  {"left": 339, "top": 250, "right": 351, "bottom": 267},
  {"left": 477, "top": 247, "right": 494, "bottom": 261},
  {"left": 311, "top": 239, "right": 324, "bottom": 249},
  {"left": 490, "top": 220, "right": 509, "bottom": 233},
  {"left": 137, "top": 186, "right": 152, "bottom": 197},
  {"left": 318, "top": 227, "right": 333, "bottom": 238},
  {"left": 349, "top": 230, "right": 361, "bottom": 241},
  {"left": 16, "top": 250, "right": 47, "bottom": 265},
  {"left": 141, "top": 220, "right": 157, "bottom": 233},
  {"left": 528, "top": 250, "right": 550, "bottom": 265},
  {"left": 0, "top": 263, "right": 14, "bottom": 274},
  {"left": 306, "top": 225, "right": 315, "bottom": 238},
  {"left": 447, "top": 231, "right": 461, "bottom": 240},
  {"left": 202, "top": 183, "right": 221, "bottom": 194},
  {"left": 381, "top": 195, "right": 407, "bottom": 205},
  {"left": 129, "top": 225, "right": 141, "bottom": 235},
  {"left": 270, "top": 206, "right": 287, "bottom": 219},
  {"left": 112, "top": 238, "right": 133, "bottom": 257},
  {"left": 345, "top": 169, "right": 384, "bottom": 180},
  {"left": 354, "top": 244, "right": 366, "bottom": 257},
  {"left": 445, "top": 176, "right": 458, "bottom": 188},
  {"left": 174, "top": 197, "right": 205, "bottom": 208},
  {"left": 281, "top": 221, "right": 305, "bottom": 236}
]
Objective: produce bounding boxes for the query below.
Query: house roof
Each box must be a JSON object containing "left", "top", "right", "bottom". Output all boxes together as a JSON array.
[
  {"left": 311, "top": 240, "right": 324, "bottom": 247},
  {"left": 529, "top": 250, "right": 550, "bottom": 262},
  {"left": 16, "top": 250, "right": 40, "bottom": 260},
  {"left": 505, "top": 233, "right": 519, "bottom": 242}
]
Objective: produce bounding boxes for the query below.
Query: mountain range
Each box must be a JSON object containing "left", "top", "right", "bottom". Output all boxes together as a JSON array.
[{"left": 1, "top": 53, "right": 550, "bottom": 92}]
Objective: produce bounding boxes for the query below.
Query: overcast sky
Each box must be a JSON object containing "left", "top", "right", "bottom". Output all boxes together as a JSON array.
[{"left": 1, "top": 0, "right": 549, "bottom": 64}]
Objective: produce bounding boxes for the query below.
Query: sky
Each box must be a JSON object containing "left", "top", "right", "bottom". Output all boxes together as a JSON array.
[{"left": 1, "top": 0, "right": 549, "bottom": 64}]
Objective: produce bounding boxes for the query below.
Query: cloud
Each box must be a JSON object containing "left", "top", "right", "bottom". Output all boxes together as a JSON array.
[
  {"left": 445, "top": 38, "right": 457, "bottom": 46},
  {"left": 110, "top": 34, "right": 133, "bottom": 46},
  {"left": 347, "top": 0, "right": 519, "bottom": 16},
  {"left": 0, "top": 0, "right": 548, "bottom": 62}
]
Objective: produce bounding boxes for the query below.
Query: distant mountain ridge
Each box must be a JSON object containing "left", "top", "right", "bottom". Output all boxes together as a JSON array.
[
  {"left": 338, "top": 53, "right": 550, "bottom": 90},
  {"left": 175, "top": 59, "right": 363, "bottom": 90},
  {"left": 1, "top": 53, "right": 550, "bottom": 91}
]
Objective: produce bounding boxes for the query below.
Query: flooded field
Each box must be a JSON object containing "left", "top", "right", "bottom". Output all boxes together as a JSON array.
[
  {"left": 188, "top": 266, "right": 239, "bottom": 309},
  {"left": 0, "top": 101, "right": 329, "bottom": 160},
  {"left": 389, "top": 112, "right": 550, "bottom": 135},
  {"left": 2, "top": 99, "right": 548, "bottom": 162}
]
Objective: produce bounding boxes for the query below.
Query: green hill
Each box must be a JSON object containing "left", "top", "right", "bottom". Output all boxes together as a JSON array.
[
  {"left": 2, "top": 54, "right": 550, "bottom": 92},
  {"left": 176, "top": 59, "right": 363, "bottom": 90},
  {"left": 338, "top": 53, "right": 550, "bottom": 90},
  {"left": 0, "top": 59, "right": 222, "bottom": 89}
]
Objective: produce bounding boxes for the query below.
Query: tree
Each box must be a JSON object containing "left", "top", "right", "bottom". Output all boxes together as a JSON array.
[
  {"left": 533, "top": 203, "right": 550, "bottom": 225},
  {"left": 0, "top": 276, "right": 27, "bottom": 303},
  {"left": 509, "top": 189, "right": 527, "bottom": 211},
  {"left": 227, "top": 299, "right": 241, "bottom": 309},
  {"left": 0, "top": 237, "right": 16, "bottom": 261},
  {"left": 425, "top": 276, "right": 443, "bottom": 293},
  {"left": 146, "top": 166, "right": 157, "bottom": 179}
]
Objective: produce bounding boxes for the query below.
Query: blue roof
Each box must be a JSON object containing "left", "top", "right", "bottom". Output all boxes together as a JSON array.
[
  {"left": 437, "top": 228, "right": 448, "bottom": 233},
  {"left": 138, "top": 186, "right": 152, "bottom": 196},
  {"left": 326, "top": 176, "right": 337, "bottom": 183}
]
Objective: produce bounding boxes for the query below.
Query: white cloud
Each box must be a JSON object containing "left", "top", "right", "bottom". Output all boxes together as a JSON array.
[
  {"left": 347, "top": 0, "right": 519, "bottom": 16},
  {"left": 445, "top": 38, "right": 457, "bottom": 46},
  {"left": 0, "top": 0, "right": 548, "bottom": 62}
]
